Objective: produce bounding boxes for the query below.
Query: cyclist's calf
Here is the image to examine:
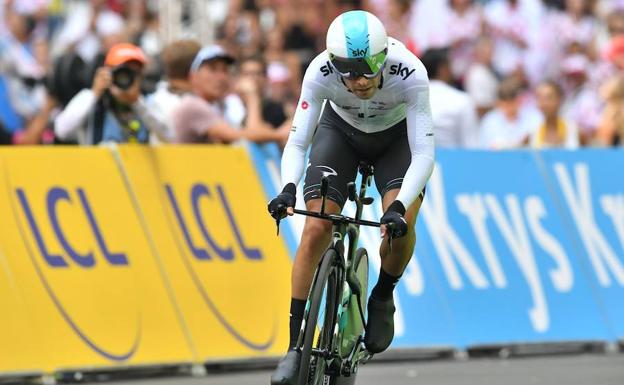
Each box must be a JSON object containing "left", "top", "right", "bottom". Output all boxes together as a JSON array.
[{"left": 291, "top": 198, "right": 341, "bottom": 299}]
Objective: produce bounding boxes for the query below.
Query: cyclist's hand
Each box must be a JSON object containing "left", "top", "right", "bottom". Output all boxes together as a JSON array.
[
  {"left": 268, "top": 183, "right": 297, "bottom": 220},
  {"left": 380, "top": 200, "right": 408, "bottom": 238}
]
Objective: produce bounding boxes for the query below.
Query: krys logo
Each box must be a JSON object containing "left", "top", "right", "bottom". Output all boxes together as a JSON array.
[
  {"left": 15, "top": 187, "right": 140, "bottom": 361},
  {"left": 165, "top": 183, "right": 277, "bottom": 350}
]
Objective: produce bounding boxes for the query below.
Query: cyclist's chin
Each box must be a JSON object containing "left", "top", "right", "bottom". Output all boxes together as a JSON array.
[{"left": 353, "top": 88, "right": 376, "bottom": 99}]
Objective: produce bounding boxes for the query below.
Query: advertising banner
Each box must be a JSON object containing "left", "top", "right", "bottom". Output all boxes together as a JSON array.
[
  {"left": 537, "top": 150, "right": 624, "bottom": 340},
  {"left": 0, "top": 157, "right": 46, "bottom": 374},
  {"left": 0, "top": 147, "right": 193, "bottom": 370},
  {"left": 117, "top": 145, "right": 292, "bottom": 361},
  {"left": 260, "top": 149, "right": 619, "bottom": 349}
]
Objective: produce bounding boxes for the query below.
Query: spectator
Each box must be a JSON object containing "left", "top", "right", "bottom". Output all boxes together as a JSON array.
[
  {"left": 595, "top": 74, "right": 624, "bottom": 146},
  {"left": 54, "top": 43, "right": 168, "bottom": 144},
  {"left": 384, "top": 0, "right": 418, "bottom": 53},
  {"left": 421, "top": 48, "right": 479, "bottom": 148},
  {"left": 480, "top": 76, "right": 542, "bottom": 149},
  {"left": 0, "top": 120, "right": 11, "bottom": 144},
  {"left": 484, "top": 0, "right": 544, "bottom": 82},
  {"left": 239, "top": 55, "right": 291, "bottom": 136},
  {"left": 171, "top": 45, "right": 275, "bottom": 144},
  {"left": 409, "top": 0, "right": 452, "bottom": 52},
  {"left": 464, "top": 35, "right": 500, "bottom": 117},
  {"left": 447, "top": 0, "right": 485, "bottom": 80},
  {"left": 264, "top": 27, "right": 303, "bottom": 101},
  {"left": 559, "top": 54, "right": 601, "bottom": 143},
  {"left": 530, "top": 80, "right": 580, "bottom": 148},
  {"left": 52, "top": 0, "right": 126, "bottom": 63},
  {"left": 146, "top": 39, "right": 201, "bottom": 143},
  {"left": 0, "top": 6, "right": 47, "bottom": 128},
  {"left": 550, "top": 0, "right": 598, "bottom": 58},
  {"left": 266, "top": 61, "right": 297, "bottom": 113}
]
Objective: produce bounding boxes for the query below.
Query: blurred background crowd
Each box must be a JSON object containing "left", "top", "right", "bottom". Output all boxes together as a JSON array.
[{"left": 1, "top": 0, "right": 624, "bottom": 149}]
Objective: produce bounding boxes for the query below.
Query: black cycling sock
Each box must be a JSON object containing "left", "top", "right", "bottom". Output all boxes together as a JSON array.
[
  {"left": 288, "top": 298, "right": 306, "bottom": 350},
  {"left": 371, "top": 268, "right": 401, "bottom": 301}
]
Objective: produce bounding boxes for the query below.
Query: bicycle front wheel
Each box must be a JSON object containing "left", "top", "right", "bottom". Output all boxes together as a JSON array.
[{"left": 298, "top": 248, "right": 340, "bottom": 385}]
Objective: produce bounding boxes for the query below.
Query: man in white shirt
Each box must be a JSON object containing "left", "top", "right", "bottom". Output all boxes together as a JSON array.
[
  {"left": 421, "top": 48, "right": 479, "bottom": 148},
  {"left": 146, "top": 39, "right": 200, "bottom": 143},
  {"left": 480, "top": 77, "right": 541, "bottom": 149}
]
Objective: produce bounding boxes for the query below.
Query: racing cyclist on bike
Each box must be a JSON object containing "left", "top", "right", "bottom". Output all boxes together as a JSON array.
[{"left": 268, "top": 10, "right": 434, "bottom": 384}]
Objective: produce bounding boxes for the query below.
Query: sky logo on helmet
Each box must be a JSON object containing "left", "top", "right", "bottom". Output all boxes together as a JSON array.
[
  {"left": 349, "top": 47, "right": 368, "bottom": 57},
  {"left": 342, "top": 11, "right": 370, "bottom": 59}
]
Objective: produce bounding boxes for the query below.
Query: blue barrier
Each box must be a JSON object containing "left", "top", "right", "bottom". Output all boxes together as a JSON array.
[
  {"left": 536, "top": 150, "right": 624, "bottom": 340},
  {"left": 250, "top": 148, "right": 623, "bottom": 349}
]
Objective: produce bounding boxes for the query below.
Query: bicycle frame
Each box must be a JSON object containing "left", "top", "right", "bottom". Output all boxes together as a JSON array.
[{"left": 292, "top": 163, "right": 379, "bottom": 379}]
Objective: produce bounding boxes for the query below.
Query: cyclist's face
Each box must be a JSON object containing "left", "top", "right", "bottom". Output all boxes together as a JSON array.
[{"left": 343, "top": 74, "right": 381, "bottom": 100}]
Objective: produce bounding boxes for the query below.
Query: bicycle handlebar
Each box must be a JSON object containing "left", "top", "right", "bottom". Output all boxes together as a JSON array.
[{"left": 292, "top": 208, "right": 381, "bottom": 228}]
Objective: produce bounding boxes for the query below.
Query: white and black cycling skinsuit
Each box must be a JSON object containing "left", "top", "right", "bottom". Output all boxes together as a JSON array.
[{"left": 281, "top": 38, "right": 435, "bottom": 210}]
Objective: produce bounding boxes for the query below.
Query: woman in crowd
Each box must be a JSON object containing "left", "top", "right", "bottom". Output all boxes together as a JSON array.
[
  {"left": 530, "top": 80, "right": 580, "bottom": 148},
  {"left": 595, "top": 74, "right": 624, "bottom": 146}
]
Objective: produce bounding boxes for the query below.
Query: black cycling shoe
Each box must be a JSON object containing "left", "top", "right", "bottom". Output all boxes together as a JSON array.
[
  {"left": 364, "top": 296, "right": 396, "bottom": 353},
  {"left": 270, "top": 350, "right": 301, "bottom": 385}
]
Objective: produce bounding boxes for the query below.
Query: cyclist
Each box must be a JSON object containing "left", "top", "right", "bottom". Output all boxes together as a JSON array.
[{"left": 268, "top": 10, "right": 434, "bottom": 384}]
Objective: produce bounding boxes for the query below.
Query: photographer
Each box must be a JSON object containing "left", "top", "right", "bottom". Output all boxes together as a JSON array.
[{"left": 54, "top": 43, "right": 168, "bottom": 144}]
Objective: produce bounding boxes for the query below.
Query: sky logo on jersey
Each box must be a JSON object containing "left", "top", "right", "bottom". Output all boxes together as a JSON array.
[
  {"left": 320, "top": 61, "right": 334, "bottom": 77},
  {"left": 389, "top": 63, "right": 415, "bottom": 80}
]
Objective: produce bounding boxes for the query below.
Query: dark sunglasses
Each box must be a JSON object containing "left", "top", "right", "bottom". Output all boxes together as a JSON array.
[{"left": 329, "top": 49, "right": 387, "bottom": 79}]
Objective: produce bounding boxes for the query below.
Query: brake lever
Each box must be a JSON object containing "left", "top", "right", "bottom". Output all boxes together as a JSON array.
[
  {"left": 387, "top": 233, "right": 393, "bottom": 254},
  {"left": 276, "top": 216, "right": 281, "bottom": 236}
]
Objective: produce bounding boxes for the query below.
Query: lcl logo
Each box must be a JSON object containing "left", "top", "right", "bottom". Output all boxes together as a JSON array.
[
  {"left": 16, "top": 187, "right": 128, "bottom": 268},
  {"left": 165, "top": 183, "right": 275, "bottom": 350},
  {"left": 165, "top": 183, "right": 262, "bottom": 262},
  {"left": 15, "top": 187, "right": 139, "bottom": 361}
]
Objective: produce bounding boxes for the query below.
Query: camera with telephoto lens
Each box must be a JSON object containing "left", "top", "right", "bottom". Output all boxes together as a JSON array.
[{"left": 111, "top": 65, "right": 137, "bottom": 90}]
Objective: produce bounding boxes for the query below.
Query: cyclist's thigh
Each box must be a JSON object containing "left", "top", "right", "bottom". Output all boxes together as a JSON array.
[
  {"left": 372, "top": 119, "right": 424, "bottom": 200},
  {"left": 304, "top": 108, "right": 359, "bottom": 209}
]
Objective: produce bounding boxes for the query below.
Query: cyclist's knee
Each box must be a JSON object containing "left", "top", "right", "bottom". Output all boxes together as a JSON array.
[{"left": 303, "top": 217, "right": 333, "bottom": 240}]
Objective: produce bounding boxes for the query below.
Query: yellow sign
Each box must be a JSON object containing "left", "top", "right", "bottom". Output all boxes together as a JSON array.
[
  {"left": 117, "top": 145, "right": 291, "bottom": 360},
  {"left": 1, "top": 147, "right": 193, "bottom": 369},
  {"left": 0, "top": 157, "right": 47, "bottom": 374}
]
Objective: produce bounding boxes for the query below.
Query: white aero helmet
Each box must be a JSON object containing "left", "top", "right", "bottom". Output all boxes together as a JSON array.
[{"left": 326, "top": 10, "right": 388, "bottom": 78}]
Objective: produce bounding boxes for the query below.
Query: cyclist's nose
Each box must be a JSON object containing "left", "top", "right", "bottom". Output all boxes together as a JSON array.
[{"left": 354, "top": 76, "right": 369, "bottom": 85}]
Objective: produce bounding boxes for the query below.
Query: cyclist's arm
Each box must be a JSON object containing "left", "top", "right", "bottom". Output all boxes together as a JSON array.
[
  {"left": 395, "top": 84, "right": 435, "bottom": 208},
  {"left": 280, "top": 78, "right": 327, "bottom": 188}
]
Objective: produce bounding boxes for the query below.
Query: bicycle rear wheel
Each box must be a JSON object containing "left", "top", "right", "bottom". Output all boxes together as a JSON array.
[
  {"left": 298, "top": 248, "right": 340, "bottom": 385},
  {"left": 340, "top": 248, "right": 369, "bottom": 358}
]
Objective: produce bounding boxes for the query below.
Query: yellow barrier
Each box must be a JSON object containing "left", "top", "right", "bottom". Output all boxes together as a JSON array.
[
  {"left": 116, "top": 145, "right": 291, "bottom": 361},
  {"left": 0, "top": 158, "right": 47, "bottom": 374},
  {"left": 0, "top": 145, "right": 292, "bottom": 377},
  {"left": 0, "top": 147, "right": 193, "bottom": 371}
]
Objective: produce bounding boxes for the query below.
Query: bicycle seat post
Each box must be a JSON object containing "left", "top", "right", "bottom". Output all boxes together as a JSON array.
[{"left": 320, "top": 176, "right": 329, "bottom": 215}]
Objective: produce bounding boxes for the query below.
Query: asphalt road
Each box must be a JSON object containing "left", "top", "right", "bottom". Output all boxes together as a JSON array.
[{"left": 82, "top": 353, "right": 624, "bottom": 385}]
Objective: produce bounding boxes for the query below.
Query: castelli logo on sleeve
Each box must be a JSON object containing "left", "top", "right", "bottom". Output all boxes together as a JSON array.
[{"left": 301, "top": 101, "right": 309, "bottom": 110}]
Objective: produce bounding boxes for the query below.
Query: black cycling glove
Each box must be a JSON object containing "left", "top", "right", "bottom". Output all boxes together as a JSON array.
[
  {"left": 380, "top": 200, "right": 408, "bottom": 238},
  {"left": 268, "top": 183, "right": 297, "bottom": 219}
]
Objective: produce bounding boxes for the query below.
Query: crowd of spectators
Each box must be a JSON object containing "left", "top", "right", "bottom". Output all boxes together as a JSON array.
[{"left": 0, "top": 0, "right": 623, "bottom": 149}]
